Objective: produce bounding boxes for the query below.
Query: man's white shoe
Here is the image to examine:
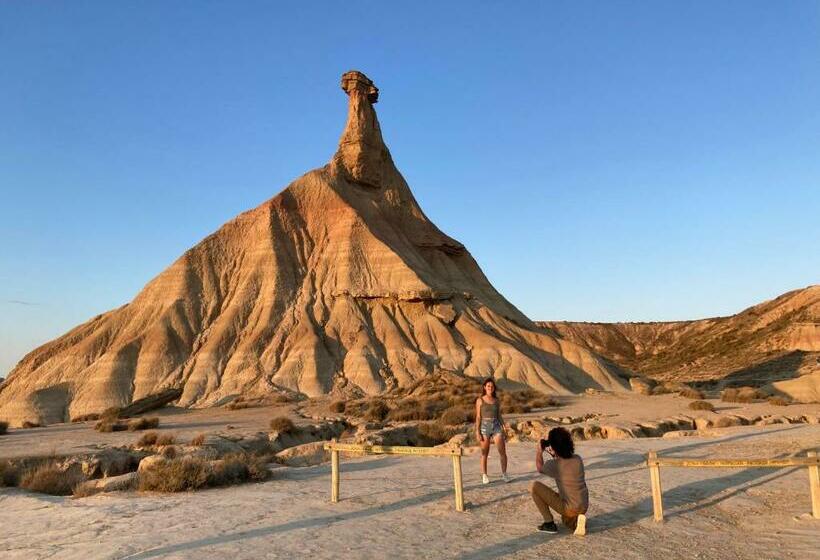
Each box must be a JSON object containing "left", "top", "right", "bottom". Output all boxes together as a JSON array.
[
  {"left": 482, "top": 474, "right": 490, "bottom": 484},
  {"left": 574, "top": 513, "right": 587, "bottom": 536},
  {"left": 501, "top": 473, "right": 511, "bottom": 483}
]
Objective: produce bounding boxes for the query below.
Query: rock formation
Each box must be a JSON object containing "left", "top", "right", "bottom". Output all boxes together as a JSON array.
[
  {"left": 542, "top": 285, "right": 820, "bottom": 401},
  {"left": 0, "top": 71, "right": 628, "bottom": 426}
]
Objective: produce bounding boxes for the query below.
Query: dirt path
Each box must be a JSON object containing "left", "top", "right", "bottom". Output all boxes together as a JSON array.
[{"left": 2, "top": 424, "right": 818, "bottom": 559}]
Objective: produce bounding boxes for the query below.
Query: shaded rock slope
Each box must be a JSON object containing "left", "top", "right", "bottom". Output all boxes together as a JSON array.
[
  {"left": 541, "top": 285, "right": 820, "bottom": 401},
  {"left": 0, "top": 71, "right": 628, "bottom": 426}
]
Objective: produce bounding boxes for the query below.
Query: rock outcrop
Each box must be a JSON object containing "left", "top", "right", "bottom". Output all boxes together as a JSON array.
[{"left": 0, "top": 71, "right": 628, "bottom": 426}]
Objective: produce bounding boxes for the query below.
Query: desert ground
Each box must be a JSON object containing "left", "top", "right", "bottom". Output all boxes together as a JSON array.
[{"left": 1, "top": 394, "right": 818, "bottom": 560}]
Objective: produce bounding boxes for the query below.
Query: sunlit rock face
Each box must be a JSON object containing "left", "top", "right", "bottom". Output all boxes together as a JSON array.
[{"left": 0, "top": 71, "right": 628, "bottom": 426}]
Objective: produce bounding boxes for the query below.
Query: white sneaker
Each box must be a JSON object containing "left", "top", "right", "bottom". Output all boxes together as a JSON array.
[
  {"left": 482, "top": 474, "right": 490, "bottom": 484},
  {"left": 502, "top": 472, "right": 511, "bottom": 483},
  {"left": 574, "top": 513, "right": 587, "bottom": 536}
]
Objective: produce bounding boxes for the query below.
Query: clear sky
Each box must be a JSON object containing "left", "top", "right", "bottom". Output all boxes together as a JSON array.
[{"left": 1, "top": 1, "right": 818, "bottom": 377}]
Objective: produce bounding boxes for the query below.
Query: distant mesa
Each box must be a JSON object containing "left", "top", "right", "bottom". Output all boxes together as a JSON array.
[
  {"left": 542, "top": 285, "right": 820, "bottom": 402},
  {"left": 0, "top": 70, "right": 628, "bottom": 426}
]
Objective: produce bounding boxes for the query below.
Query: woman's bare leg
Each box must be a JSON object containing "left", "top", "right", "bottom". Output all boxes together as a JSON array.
[
  {"left": 494, "top": 433, "right": 507, "bottom": 474},
  {"left": 480, "top": 436, "right": 491, "bottom": 474}
]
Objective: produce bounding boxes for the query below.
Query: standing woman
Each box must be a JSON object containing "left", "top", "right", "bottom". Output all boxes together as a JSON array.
[{"left": 475, "top": 377, "right": 509, "bottom": 484}]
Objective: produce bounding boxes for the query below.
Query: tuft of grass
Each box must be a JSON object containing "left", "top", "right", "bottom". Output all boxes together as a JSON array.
[
  {"left": 136, "top": 431, "right": 159, "bottom": 447},
  {"left": 19, "top": 462, "right": 87, "bottom": 496},
  {"left": 70, "top": 413, "right": 100, "bottom": 423},
  {"left": 21, "top": 421, "right": 41, "bottom": 429},
  {"left": 715, "top": 416, "right": 740, "bottom": 428},
  {"left": 329, "top": 400, "right": 346, "bottom": 413},
  {"left": 0, "top": 421, "right": 8, "bottom": 435},
  {"left": 688, "top": 400, "right": 715, "bottom": 411},
  {"left": 721, "top": 387, "right": 766, "bottom": 403},
  {"left": 190, "top": 433, "right": 206, "bottom": 446},
  {"left": 161, "top": 445, "right": 178, "bottom": 459},
  {"left": 679, "top": 387, "right": 705, "bottom": 400},
  {"left": 387, "top": 398, "right": 447, "bottom": 422},
  {"left": 269, "top": 416, "right": 295, "bottom": 433},
  {"left": 768, "top": 396, "right": 791, "bottom": 406},
  {"left": 138, "top": 456, "right": 210, "bottom": 492},
  {"left": 156, "top": 433, "right": 176, "bottom": 446},
  {"left": 127, "top": 417, "right": 160, "bottom": 431}
]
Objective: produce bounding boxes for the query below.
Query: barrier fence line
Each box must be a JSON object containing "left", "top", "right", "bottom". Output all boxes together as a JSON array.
[
  {"left": 645, "top": 450, "right": 820, "bottom": 522},
  {"left": 324, "top": 442, "right": 465, "bottom": 512}
]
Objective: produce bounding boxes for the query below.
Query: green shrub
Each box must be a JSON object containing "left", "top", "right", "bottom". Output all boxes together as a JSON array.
[
  {"left": 417, "top": 422, "right": 454, "bottom": 446},
  {"left": 95, "top": 419, "right": 127, "bottom": 433},
  {"left": 269, "top": 416, "right": 295, "bottom": 433},
  {"left": 440, "top": 406, "right": 474, "bottom": 425}
]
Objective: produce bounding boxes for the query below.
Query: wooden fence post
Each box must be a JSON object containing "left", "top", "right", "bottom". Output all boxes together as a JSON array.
[
  {"left": 331, "top": 449, "right": 340, "bottom": 503},
  {"left": 809, "top": 451, "right": 819, "bottom": 519},
  {"left": 648, "top": 451, "right": 664, "bottom": 522},
  {"left": 452, "top": 453, "right": 465, "bottom": 512}
]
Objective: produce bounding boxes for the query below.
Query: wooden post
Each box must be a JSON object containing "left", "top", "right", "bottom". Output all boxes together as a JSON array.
[
  {"left": 648, "top": 451, "right": 664, "bottom": 522},
  {"left": 809, "top": 451, "right": 819, "bottom": 519},
  {"left": 452, "top": 454, "right": 465, "bottom": 512},
  {"left": 331, "top": 449, "right": 340, "bottom": 503}
]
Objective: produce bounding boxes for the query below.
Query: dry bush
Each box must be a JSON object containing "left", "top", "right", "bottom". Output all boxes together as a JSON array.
[
  {"left": 138, "top": 457, "right": 210, "bottom": 492},
  {"left": 139, "top": 453, "right": 269, "bottom": 493},
  {"left": 650, "top": 384, "right": 676, "bottom": 396},
  {"left": 679, "top": 387, "right": 705, "bottom": 400},
  {"left": 440, "top": 406, "right": 474, "bottom": 425},
  {"left": 190, "top": 433, "right": 206, "bottom": 446},
  {"left": 688, "top": 400, "right": 715, "bottom": 412},
  {"left": 768, "top": 396, "right": 791, "bottom": 406},
  {"left": 417, "top": 422, "right": 453, "bottom": 445},
  {"left": 70, "top": 413, "right": 100, "bottom": 423},
  {"left": 387, "top": 398, "right": 447, "bottom": 422},
  {"left": 721, "top": 387, "right": 766, "bottom": 403},
  {"left": 0, "top": 421, "right": 8, "bottom": 435},
  {"left": 0, "top": 460, "right": 20, "bottom": 486},
  {"left": 100, "top": 407, "right": 122, "bottom": 421},
  {"left": 156, "top": 433, "right": 176, "bottom": 446},
  {"left": 715, "top": 416, "right": 740, "bottom": 428},
  {"left": 161, "top": 445, "right": 178, "bottom": 459},
  {"left": 137, "top": 431, "right": 159, "bottom": 447},
  {"left": 127, "top": 417, "right": 160, "bottom": 431},
  {"left": 19, "top": 462, "right": 87, "bottom": 496},
  {"left": 94, "top": 419, "right": 127, "bottom": 433},
  {"left": 363, "top": 400, "right": 389, "bottom": 422},
  {"left": 21, "top": 421, "right": 41, "bottom": 429},
  {"left": 329, "top": 401, "right": 346, "bottom": 413},
  {"left": 269, "top": 416, "right": 295, "bottom": 433}
]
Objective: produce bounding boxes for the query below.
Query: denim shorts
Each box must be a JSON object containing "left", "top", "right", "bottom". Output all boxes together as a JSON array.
[{"left": 480, "top": 419, "right": 503, "bottom": 438}]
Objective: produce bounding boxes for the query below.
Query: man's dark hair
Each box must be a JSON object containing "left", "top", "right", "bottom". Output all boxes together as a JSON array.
[{"left": 547, "top": 427, "right": 575, "bottom": 459}]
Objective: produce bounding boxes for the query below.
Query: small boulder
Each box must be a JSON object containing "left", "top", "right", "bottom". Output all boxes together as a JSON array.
[{"left": 275, "top": 441, "right": 329, "bottom": 467}]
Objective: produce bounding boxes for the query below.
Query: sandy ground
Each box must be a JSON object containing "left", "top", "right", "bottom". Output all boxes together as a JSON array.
[
  {"left": 2, "top": 424, "right": 818, "bottom": 560},
  {"left": 2, "top": 392, "right": 817, "bottom": 460}
]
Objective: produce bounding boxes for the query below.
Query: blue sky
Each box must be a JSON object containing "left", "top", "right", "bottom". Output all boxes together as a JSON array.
[{"left": 1, "top": 1, "right": 818, "bottom": 376}]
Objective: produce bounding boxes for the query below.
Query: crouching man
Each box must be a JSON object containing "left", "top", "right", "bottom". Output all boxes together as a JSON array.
[{"left": 530, "top": 427, "right": 588, "bottom": 536}]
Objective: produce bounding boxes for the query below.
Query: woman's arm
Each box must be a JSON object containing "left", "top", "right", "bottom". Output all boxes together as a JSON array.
[{"left": 535, "top": 441, "right": 544, "bottom": 473}]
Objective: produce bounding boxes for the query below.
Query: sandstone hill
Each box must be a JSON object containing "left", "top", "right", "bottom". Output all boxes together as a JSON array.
[
  {"left": 0, "top": 71, "right": 628, "bottom": 426},
  {"left": 541, "top": 285, "right": 820, "bottom": 401}
]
